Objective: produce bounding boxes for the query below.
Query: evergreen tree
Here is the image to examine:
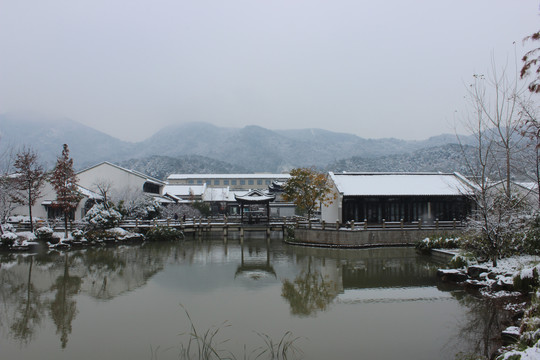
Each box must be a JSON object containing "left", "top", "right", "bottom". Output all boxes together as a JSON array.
[
  {"left": 12, "top": 147, "right": 46, "bottom": 232},
  {"left": 50, "top": 144, "right": 81, "bottom": 238}
]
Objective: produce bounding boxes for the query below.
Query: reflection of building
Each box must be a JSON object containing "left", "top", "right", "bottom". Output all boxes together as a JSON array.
[{"left": 322, "top": 172, "right": 475, "bottom": 224}]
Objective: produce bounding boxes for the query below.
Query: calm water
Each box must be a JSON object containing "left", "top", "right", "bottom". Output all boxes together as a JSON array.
[{"left": 0, "top": 233, "right": 507, "bottom": 360}]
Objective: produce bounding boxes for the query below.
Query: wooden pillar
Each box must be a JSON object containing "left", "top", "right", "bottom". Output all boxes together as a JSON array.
[
  {"left": 350, "top": 220, "right": 354, "bottom": 231},
  {"left": 336, "top": 220, "right": 340, "bottom": 230},
  {"left": 364, "top": 219, "right": 368, "bottom": 230},
  {"left": 382, "top": 219, "right": 385, "bottom": 229},
  {"left": 321, "top": 220, "right": 326, "bottom": 230}
]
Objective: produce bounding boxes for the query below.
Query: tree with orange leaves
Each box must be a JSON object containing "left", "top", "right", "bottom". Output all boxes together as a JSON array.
[{"left": 282, "top": 167, "right": 335, "bottom": 219}]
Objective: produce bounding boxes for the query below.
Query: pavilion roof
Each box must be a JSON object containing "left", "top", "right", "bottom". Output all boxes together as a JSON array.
[{"left": 234, "top": 189, "right": 276, "bottom": 203}]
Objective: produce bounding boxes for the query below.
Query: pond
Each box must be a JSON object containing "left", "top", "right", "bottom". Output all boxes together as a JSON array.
[{"left": 0, "top": 233, "right": 510, "bottom": 360}]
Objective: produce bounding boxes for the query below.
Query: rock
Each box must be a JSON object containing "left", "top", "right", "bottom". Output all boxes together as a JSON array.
[
  {"left": 467, "top": 265, "right": 489, "bottom": 279},
  {"left": 501, "top": 326, "right": 520, "bottom": 345},
  {"left": 464, "top": 279, "right": 489, "bottom": 289},
  {"left": 437, "top": 269, "right": 468, "bottom": 282}
]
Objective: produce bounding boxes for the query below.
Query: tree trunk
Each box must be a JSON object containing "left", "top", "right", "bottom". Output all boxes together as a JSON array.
[{"left": 63, "top": 212, "right": 68, "bottom": 239}]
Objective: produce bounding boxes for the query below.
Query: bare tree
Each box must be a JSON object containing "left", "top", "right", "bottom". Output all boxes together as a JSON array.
[
  {"left": 0, "top": 145, "right": 16, "bottom": 229},
  {"left": 457, "top": 65, "right": 526, "bottom": 266},
  {"left": 518, "top": 97, "right": 540, "bottom": 208},
  {"left": 11, "top": 147, "right": 46, "bottom": 232},
  {"left": 92, "top": 178, "right": 114, "bottom": 208}
]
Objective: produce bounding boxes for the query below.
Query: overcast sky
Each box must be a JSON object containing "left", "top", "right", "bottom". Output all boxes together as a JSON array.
[{"left": 0, "top": 0, "right": 539, "bottom": 142}]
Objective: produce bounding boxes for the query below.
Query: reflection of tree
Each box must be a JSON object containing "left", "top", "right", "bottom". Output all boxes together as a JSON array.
[
  {"left": 281, "top": 257, "right": 337, "bottom": 317},
  {"left": 449, "top": 291, "right": 514, "bottom": 359},
  {"left": 10, "top": 257, "right": 45, "bottom": 345},
  {"left": 49, "top": 253, "right": 81, "bottom": 349}
]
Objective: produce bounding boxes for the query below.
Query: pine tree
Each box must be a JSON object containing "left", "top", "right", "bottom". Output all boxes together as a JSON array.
[
  {"left": 50, "top": 144, "right": 81, "bottom": 238},
  {"left": 12, "top": 147, "right": 46, "bottom": 232}
]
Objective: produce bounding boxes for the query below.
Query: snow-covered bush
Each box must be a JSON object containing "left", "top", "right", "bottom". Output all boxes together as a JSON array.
[
  {"left": 145, "top": 226, "right": 183, "bottom": 242},
  {"left": 1, "top": 223, "right": 14, "bottom": 232},
  {"left": 84, "top": 203, "right": 122, "bottom": 230},
  {"left": 105, "top": 227, "right": 144, "bottom": 242},
  {"left": 35, "top": 226, "right": 53, "bottom": 241},
  {"left": 415, "top": 236, "right": 460, "bottom": 252},
  {"left": 0, "top": 231, "right": 18, "bottom": 247},
  {"left": 513, "top": 266, "right": 540, "bottom": 293},
  {"left": 71, "top": 229, "right": 84, "bottom": 241}
]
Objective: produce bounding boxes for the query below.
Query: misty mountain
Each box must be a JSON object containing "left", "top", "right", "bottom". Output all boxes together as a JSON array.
[
  {"left": 0, "top": 114, "right": 135, "bottom": 169},
  {"left": 327, "top": 144, "right": 474, "bottom": 174},
  {"left": 0, "top": 114, "right": 472, "bottom": 173}
]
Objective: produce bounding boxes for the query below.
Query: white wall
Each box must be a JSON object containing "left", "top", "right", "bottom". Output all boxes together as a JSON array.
[
  {"left": 321, "top": 181, "right": 342, "bottom": 223},
  {"left": 77, "top": 163, "right": 149, "bottom": 196},
  {"left": 11, "top": 182, "right": 91, "bottom": 221}
]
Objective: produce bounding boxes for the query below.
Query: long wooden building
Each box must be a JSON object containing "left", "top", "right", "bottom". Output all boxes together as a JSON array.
[{"left": 321, "top": 172, "right": 475, "bottom": 224}]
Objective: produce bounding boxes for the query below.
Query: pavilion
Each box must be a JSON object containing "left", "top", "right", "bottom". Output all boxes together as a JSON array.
[{"left": 234, "top": 189, "right": 276, "bottom": 223}]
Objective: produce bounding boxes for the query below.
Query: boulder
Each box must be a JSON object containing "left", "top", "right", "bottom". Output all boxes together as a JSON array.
[
  {"left": 467, "top": 265, "right": 489, "bottom": 279},
  {"left": 437, "top": 269, "right": 468, "bottom": 283}
]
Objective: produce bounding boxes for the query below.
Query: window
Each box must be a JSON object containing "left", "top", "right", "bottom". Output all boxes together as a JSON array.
[
  {"left": 231, "top": 180, "right": 237, "bottom": 186},
  {"left": 240, "top": 180, "right": 245, "bottom": 185},
  {"left": 214, "top": 180, "right": 220, "bottom": 185},
  {"left": 188, "top": 180, "right": 194, "bottom": 184},
  {"left": 257, "top": 179, "right": 262, "bottom": 185},
  {"left": 206, "top": 180, "right": 211, "bottom": 185},
  {"left": 197, "top": 180, "right": 203, "bottom": 184},
  {"left": 224, "top": 180, "right": 229, "bottom": 185},
  {"left": 248, "top": 180, "right": 254, "bottom": 185},
  {"left": 265, "top": 180, "right": 271, "bottom": 185}
]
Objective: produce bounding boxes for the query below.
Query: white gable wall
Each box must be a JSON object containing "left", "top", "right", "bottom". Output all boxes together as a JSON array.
[
  {"left": 77, "top": 162, "right": 151, "bottom": 197},
  {"left": 321, "top": 177, "right": 342, "bottom": 223}
]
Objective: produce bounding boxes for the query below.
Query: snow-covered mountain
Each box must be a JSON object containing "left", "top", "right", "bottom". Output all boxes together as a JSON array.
[{"left": 0, "top": 114, "right": 472, "bottom": 176}]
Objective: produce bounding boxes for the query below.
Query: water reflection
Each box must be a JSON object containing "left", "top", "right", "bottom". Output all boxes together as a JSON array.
[
  {"left": 0, "top": 238, "right": 516, "bottom": 360},
  {"left": 8, "top": 257, "right": 45, "bottom": 345},
  {"left": 281, "top": 256, "right": 338, "bottom": 316},
  {"left": 50, "top": 254, "right": 80, "bottom": 348}
]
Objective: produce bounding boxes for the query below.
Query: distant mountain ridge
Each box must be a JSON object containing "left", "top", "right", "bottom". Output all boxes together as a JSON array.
[{"left": 0, "top": 114, "right": 470, "bottom": 177}]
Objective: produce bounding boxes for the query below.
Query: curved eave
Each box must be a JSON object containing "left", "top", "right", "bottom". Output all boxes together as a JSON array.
[{"left": 234, "top": 195, "right": 276, "bottom": 203}]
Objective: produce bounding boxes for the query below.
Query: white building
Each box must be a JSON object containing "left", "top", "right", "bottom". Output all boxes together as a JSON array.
[{"left": 77, "top": 162, "right": 166, "bottom": 197}]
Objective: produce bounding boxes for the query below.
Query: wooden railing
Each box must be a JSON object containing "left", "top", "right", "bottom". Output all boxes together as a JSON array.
[{"left": 7, "top": 216, "right": 464, "bottom": 233}]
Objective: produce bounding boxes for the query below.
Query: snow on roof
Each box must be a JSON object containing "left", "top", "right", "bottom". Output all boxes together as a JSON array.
[
  {"left": 235, "top": 189, "right": 276, "bottom": 202},
  {"left": 202, "top": 187, "right": 236, "bottom": 202},
  {"left": 77, "top": 185, "right": 103, "bottom": 200},
  {"left": 77, "top": 161, "right": 166, "bottom": 185},
  {"left": 330, "top": 172, "right": 474, "bottom": 196},
  {"left": 167, "top": 173, "right": 290, "bottom": 180},
  {"left": 162, "top": 184, "right": 206, "bottom": 197}
]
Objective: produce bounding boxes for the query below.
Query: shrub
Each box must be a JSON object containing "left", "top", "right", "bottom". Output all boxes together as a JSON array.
[
  {"left": 416, "top": 236, "right": 460, "bottom": 251},
  {"left": 71, "top": 229, "right": 84, "bottom": 241},
  {"left": 145, "top": 226, "right": 183, "bottom": 242},
  {"left": 513, "top": 267, "right": 540, "bottom": 293},
  {"left": 35, "top": 226, "right": 53, "bottom": 241},
  {"left": 449, "top": 254, "right": 469, "bottom": 269},
  {"left": 0, "top": 232, "right": 18, "bottom": 247},
  {"left": 84, "top": 203, "right": 122, "bottom": 230}
]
